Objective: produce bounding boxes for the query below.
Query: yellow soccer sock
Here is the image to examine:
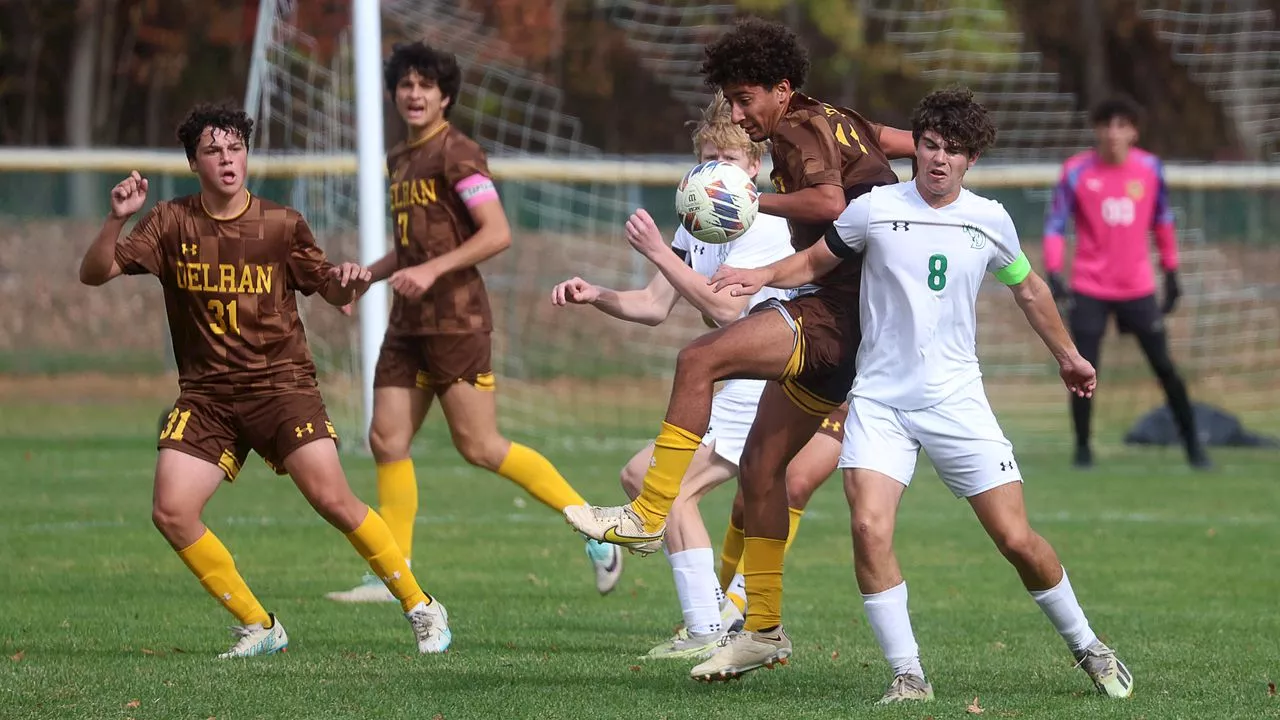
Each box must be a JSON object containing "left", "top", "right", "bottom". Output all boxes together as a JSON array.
[
  {"left": 784, "top": 507, "right": 806, "bottom": 554},
  {"left": 177, "top": 529, "right": 271, "bottom": 627},
  {"left": 632, "top": 422, "right": 702, "bottom": 532},
  {"left": 719, "top": 519, "right": 746, "bottom": 591},
  {"left": 345, "top": 508, "right": 430, "bottom": 612},
  {"left": 376, "top": 458, "right": 418, "bottom": 561},
  {"left": 743, "top": 536, "right": 786, "bottom": 632},
  {"left": 496, "top": 443, "right": 586, "bottom": 511}
]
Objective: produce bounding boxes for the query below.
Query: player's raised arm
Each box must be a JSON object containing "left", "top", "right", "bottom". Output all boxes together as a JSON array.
[
  {"left": 285, "top": 215, "right": 370, "bottom": 306},
  {"left": 80, "top": 171, "right": 154, "bottom": 285},
  {"left": 551, "top": 270, "right": 679, "bottom": 327},
  {"left": 877, "top": 126, "right": 917, "bottom": 161},
  {"left": 624, "top": 209, "right": 752, "bottom": 327}
]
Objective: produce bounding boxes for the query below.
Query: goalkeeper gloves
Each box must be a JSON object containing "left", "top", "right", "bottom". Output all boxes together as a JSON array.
[
  {"left": 1047, "top": 272, "right": 1069, "bottom": 302},
  {"left": 1161, "top": 270, "right": 1181, "bottom": 314}
]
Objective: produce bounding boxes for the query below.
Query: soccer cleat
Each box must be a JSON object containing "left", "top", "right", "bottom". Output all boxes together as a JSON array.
[
  {"left": 585, "top": 538, "right": 624, "bottom": 594},
  {"left": 407, "top": 599, "right": 451, "bottom": 653},
  {"left": 642, "top": 629, "right": 722, "bottom": 661},
  {"left": 1187, "top": 445, "right": 1213, "bottom": 471},
  {"left": 324, "top": 573, "right": 397, "bottom": 603},
  {"left": 217, "top": 613, "right": 289, "bottom": 659},
  {"left": 1074, "top": 640, "right": 1133, "bottom": 698},
  {"left": 563, "top": 503, "right": 664, "bottom": 556},
  {"left": 689, "top": 626, "right": 792, "bottom": 682},
  {"left": 876, "top": 673, "right": 935, "bottom": 704},
  {"left": 1073, "top": 444, "right": 1094, "bottom": 469}
]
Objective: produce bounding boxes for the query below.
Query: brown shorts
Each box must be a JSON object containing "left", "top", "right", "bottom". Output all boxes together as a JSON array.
[
  {"left": 759, "top": 287, "right": 861, "bottom": 415},
  {"left": 374, "top": 332, "right": 495, "bottom": 392},
  {"left": 816, "top": 403, "right": 850, "bottom": 441},
  {"left": 157, "top": 390, "right": 338, "bottom": 481}
]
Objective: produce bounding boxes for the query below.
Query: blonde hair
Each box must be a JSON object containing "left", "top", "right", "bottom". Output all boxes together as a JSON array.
[{"left": 689, "top": 91, "right": 766, "bottom": 162}]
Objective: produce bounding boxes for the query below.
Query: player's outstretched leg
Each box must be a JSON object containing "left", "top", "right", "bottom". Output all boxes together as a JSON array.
[
  {"left": 844, "top": 468, "right": 933, "bottom": 703},
  {"left": 565, "top": 310, "right": 798, "bottom": 554},
  {"left": 153, "top": 449, "right": 288, "bottom": 659},
  {"left": 437, "top": 379, "right": 623, "bottom": 592},
  {"left": 968, "top": 483, "right": 1133, "bottom": 698},
  {"left": 328, "top": 386, "right": 433, "bottom": 604},
  {"left": 285, "top": 438, "right": 451, "bottom": 653}
]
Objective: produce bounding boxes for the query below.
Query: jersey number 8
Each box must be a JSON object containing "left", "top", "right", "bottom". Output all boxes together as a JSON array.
[{"left": 927, "top": 253, "right": 949, "bottom": 291}]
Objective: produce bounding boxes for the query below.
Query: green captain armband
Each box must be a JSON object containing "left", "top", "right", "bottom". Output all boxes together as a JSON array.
[{"left": 994, "top": 252, "right": 1031, "bottom": 286}]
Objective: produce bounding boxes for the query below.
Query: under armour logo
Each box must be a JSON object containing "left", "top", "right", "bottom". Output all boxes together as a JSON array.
[
  {"left": 692, "top": 245, "right": 706, "bottom": 255},
  {"left": 892, "top": 221, "right": 910, "bottom": 231},
  {"left": 1000, "top": 460, "right": 1016, "bottom": 471},
  {"left": 821, "top": 418, "right": 842, "bottom": 433},
  {"left": 181, "top": 243, "right": 199, "bottom": 256},
  {"left": 294, "top": 422, "right": 314, "bottom": 438}
]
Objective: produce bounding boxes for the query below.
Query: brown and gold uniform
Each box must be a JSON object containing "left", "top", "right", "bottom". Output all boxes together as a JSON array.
[
  {"left": 375, "top": 123, "right": 497, "bottom": 393},
  {"left": 815, "top": 403, "right": 850, "bottom": 442},
  {"left": 114, "top": 193, "right": 339, "bottom": 480},
  {"left": 763, "top": 92, "right": 899, "bottom": 414}
]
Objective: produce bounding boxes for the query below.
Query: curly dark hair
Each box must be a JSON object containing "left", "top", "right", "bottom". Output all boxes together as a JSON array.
[
  {"left": 384, "top": 41, "right": 462, "bottom": 117},
  {"left": 910, "top": 86, "right": 997, "bottom": 158},
  {"left": 1090, "top": 94, "right": 1143, "bottom": 126},
  {"left": 701, "top": 17, "right": 809, "bottom": 91},
  {"left": 176, "top": 103, "right": 253, "bottom": 161}
]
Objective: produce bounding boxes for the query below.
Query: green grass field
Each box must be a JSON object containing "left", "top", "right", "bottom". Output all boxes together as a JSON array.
[{"left": 2, "top": 384, "right": 1278, "bottom": 720}]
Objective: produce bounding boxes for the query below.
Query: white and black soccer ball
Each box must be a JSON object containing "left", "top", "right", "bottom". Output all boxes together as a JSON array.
[{"left": 674, "top": 160, "right": 759, "bottom": 244}]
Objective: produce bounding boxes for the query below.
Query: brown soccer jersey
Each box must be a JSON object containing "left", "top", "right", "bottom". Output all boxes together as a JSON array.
[
  {"left": 386, "top": 123, "right": 494, "bottom": 335},
  {"left": 114, "top": 193, "right": 333, "bottom": 395},
  {"left": 769, "top": 92, "right": 898, "bottom": 290}
]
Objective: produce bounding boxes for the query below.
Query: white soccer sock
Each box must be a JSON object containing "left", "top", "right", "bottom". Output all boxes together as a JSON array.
[
  {"left": 1029, "top": 568, "right": 1098, "bottom": 653},
  {"left": 726, "top": 572, "right": 746, "bottom": 603},
  {"left": 862, "top": 581, "right": 924, "bottom": 679},
  {"left": 668, "top": 548, "right": 721, "bottom": 636}
]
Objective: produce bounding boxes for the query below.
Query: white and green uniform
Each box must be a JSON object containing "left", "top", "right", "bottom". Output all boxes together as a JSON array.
[
  {"left": 828, "top": 182, "right": 1032, "bottom": 497},
  {"left": 671, "top": 214, "right": 793, "bottom": 466}
]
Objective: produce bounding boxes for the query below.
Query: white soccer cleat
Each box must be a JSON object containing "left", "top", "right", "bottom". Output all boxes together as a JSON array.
[
  {"left": 407, "top": 599, "right": 452, "bottom": 654},
  {"left": 563, "top": 503, "right": 664, "bottom": 556},
  {"left": 324, "top": 573, "right": 397, "bottom": 603},
  {"left": 876, "top": 673, "right": 935, "bottom": 704},
  {"left": 1074, "top": 640, "right": 1133, "bottom": 698},
  {"left": 642, "top": 629, "right": 722, "bottom": 661},
  {"left": 217, "top": 613, "right": 289, "bottom": 659},
  {"left": 689, "top": 627, "right": 792, "bottom": 682},
  {"left": 585, "top": 539, "right": 624, "bottom": 594}
]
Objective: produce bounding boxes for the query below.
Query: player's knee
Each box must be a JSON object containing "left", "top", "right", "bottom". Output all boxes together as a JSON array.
[
  {"left": 850, "top": 509, "right": 893, "bottom": 552},
  {"left": 784, "top": 468, "right": 821, "bottom": 509},
  {"left": 368, "top": 423, "right": 411, "bottom": 463},
  {"left": 991, "top": 526, "right": 1039, "bottom": 564},
  {"left": 151, "top": 501, "right": 198, "bottom": 544},
  {"left": 308, "top": 486, "right": 366, "bottom": 532},
  {"left": 619, "top": 460, "right": 645, "bottom": 500},
  {"left": 455, "top": 434, "right": 507, "bottom": 471},
  {"left": 674, "top": 339, "right": 721, "bottom": 383}
]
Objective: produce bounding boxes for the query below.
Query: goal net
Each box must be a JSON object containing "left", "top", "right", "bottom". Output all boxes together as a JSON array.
[{"left": 241, "top": 0, "right": 1280, "bottom": 452}]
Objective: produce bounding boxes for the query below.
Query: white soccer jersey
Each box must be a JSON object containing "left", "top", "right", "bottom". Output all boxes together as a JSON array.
[
  {"left": 671, "top": 213, "right": 793, "bottom": 324},
  {"left": 830, "top": 182, "right": 1032, "bottom": 410}
]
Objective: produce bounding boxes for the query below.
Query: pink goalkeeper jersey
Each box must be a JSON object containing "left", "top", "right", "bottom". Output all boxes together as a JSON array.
[{"left": 1043, "top": 148, "right": 1179, "bottom": 301}]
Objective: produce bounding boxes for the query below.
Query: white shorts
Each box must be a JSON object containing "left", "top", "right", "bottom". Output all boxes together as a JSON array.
[
  {"left": 838, "top": 378, "right": 1022, "bottom": 498},
  {"left": 703, "top": 379, "right": 766, "bottom": 467}
]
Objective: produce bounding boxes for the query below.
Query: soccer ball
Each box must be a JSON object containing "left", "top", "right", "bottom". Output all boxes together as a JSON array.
[{"left": 675, "top": 160, "right": 759, "bottom": 244}]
